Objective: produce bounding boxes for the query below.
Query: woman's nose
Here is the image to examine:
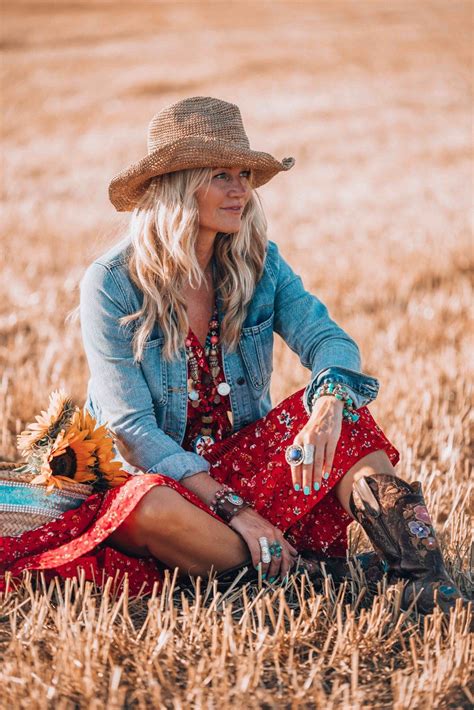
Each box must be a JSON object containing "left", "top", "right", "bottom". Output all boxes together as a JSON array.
[
  {"left": 228, "top": 178, "right": 249, "bottom": 196},
  {"left": 229, "top": 179, "right": 249, "bottom": 196}
]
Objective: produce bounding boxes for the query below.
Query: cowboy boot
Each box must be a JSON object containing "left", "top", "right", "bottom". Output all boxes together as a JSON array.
[{"left": 349, "top": 472, "right": 471, "bottom": 615}]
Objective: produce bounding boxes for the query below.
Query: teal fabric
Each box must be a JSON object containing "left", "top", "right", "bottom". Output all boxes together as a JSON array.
[{"left": 0, "top": 483, "right": 86, "bottom": 514}]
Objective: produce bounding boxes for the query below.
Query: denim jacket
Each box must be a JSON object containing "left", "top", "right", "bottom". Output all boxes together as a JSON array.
[{"left": 79, "top": 239, "right": 380, "bottom": 482}]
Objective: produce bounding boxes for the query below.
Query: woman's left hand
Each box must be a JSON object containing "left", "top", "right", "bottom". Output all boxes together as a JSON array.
[{"left": 289, "top": 396, "right": 344, "bottom": 493}]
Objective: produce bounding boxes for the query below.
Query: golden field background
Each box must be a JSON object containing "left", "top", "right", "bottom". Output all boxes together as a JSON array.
[{"left": 1, "top": 1, "right": 473, "bottom": 707}]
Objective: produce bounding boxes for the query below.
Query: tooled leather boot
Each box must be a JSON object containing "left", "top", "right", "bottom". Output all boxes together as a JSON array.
[{"left": 348, "top": 472, "right": 471, "bottom": 615}]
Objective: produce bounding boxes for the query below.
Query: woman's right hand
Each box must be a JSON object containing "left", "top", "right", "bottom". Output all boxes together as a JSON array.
[{"left": 228, "top": 506, "right": 299, "bottom": 580}]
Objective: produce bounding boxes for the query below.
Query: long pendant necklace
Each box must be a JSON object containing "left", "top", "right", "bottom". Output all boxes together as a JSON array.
[{"left": 185, "top": 302, "right": 232, "bottom": 454}]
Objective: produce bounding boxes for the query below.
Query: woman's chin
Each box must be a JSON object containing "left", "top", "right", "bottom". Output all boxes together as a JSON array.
[{"left": 217, "top": 217, "right": 242, "bottom": 232}]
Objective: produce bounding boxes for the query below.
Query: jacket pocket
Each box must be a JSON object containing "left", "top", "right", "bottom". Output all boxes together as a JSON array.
[
  {"left": 139, "top": 336, "right": 168, "bottom": 405},
  {"left": 239, "top": 314, "right": 274, "bottom": 389}
]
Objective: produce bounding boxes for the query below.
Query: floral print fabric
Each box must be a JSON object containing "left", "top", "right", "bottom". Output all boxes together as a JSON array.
[{"left": 0, "top": 331, "right": 400, "bottom": 596}]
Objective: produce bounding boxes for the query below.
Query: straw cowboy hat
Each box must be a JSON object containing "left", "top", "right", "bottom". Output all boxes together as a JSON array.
[{"left": 108, "top": 96, "right": 295, "bottom": 212}]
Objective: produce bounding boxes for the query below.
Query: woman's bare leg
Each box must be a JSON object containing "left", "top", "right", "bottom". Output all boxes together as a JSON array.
[
  {"left": 333, "top": 449, "right": 397, "bottom": 517},
  {"left": 108, "top": 485, "right": 251, "bottom": 578}
]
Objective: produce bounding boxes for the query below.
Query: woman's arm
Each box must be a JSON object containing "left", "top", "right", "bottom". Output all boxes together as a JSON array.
[
  {"left": 269, "top": 242, "right": 379, "bottom": 412},
  {"left": 80, "top": 261, "right": 209, "bottom": 482}
]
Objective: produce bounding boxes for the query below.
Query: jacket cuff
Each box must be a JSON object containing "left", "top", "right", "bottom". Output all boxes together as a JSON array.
[
  {"left": 146, "top": 452, "right": 210, "bottom": 481},
  {"left": 303, "top": 366, "right": 380, "bottom": 415}
]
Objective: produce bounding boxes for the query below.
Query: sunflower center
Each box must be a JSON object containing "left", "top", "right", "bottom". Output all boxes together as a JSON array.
[{"left": 50, "top": 447, "right": 77, "bottom": 478}]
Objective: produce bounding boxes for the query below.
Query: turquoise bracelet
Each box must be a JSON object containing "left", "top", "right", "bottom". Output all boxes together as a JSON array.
[{"left": 310, "top": 382, "right": 360, "bottom": 422}]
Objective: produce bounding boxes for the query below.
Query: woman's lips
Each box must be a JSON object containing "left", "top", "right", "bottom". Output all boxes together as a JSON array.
[{"left": 221, "top": 207, "right": 242, "bottom": 212}]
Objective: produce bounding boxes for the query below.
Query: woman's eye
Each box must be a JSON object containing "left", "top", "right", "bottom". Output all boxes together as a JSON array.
[{"left": 213, "top": 171, "right": 251, "bottom": 180}]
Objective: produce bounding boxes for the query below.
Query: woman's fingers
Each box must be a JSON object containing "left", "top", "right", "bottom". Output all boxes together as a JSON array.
[
  {"left": 301, "top": 457, "right": 313, "bottom": 495},
  {"left": 266, "top": 537, "right": 295, "bottom": 581},
  {"left": 263, "top": 531, "right": 284, "bottom": 580},
  {"left": 290, "top": 460, "right": 302, "bottom": 491},
  {"left": 324, "top": 439, "right": 337, "bottom": 481},
  {"left": 233, "top": 510, "right": 300, "bottom": 582},
  {"left": 295, "top": 437, "right": 327, "bottom": 493},
  {"left": 312, "top": 438, "right": 326, "bottom": 489},
  {"left": 288, "top": 542, "right": 299, "bottom": 556},
  {"left": 278, "top": 545, "right": 298, "bottom": 579},
  {"left": 259, "top": 531, "right": 297, "bottom": 581},
  {"left": 291, "top": 438, "right": 312, "bottom": 492},
  {"left": 267, "top": 553, "right": 281, "bottom": 581}
]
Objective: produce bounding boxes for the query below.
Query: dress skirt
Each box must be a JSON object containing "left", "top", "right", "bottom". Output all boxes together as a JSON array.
[{"left": 0, "top": 388, "right": 400, "bottom": 596}]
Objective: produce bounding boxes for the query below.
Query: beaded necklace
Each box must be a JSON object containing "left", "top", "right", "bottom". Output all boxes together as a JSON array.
[{"left": 185, "top": 300, "right": 232, "bottom": 453}]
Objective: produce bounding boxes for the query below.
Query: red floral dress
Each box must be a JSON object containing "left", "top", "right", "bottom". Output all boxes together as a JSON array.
[{"left": 0, "top": 321, "right": 400, "bottom": 596}]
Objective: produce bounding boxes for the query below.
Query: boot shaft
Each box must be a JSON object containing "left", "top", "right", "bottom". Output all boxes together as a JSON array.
[{"left": 349, "top": 473, "right": 446, "bottom": 579}]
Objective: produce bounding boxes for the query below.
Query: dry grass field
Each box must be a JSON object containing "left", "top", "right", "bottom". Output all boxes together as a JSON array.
[{"left": 1, "top": 1, "right": 473, "bottom": 707}]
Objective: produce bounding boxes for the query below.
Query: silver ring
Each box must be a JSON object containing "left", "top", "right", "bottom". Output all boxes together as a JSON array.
[
  {"left": 303, "top": 444, "right": 315, "bottom": 465},
  {"left": 285, "top": 443, "right": 304, "bottom": 467},
  {"left": 258, "top": 536, "right": 271, "bottom": 564}
]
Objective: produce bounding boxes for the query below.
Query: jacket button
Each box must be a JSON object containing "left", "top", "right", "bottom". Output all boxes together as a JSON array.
[{"left": 236, "top": 376, "right": 245, "bottom": 385}]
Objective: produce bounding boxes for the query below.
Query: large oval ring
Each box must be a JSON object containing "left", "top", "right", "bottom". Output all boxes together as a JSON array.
[
  {"left": 269, "top": 542, "right": 283, "bottom": 558},
  {"left": 258, "top": 536, "right": 271, "bottom": 564},
  {"left": 285, "top": 443, "right": 304, "bottom": 467},
  {"left": 303, "top": 444, "right": 315, "bottom": 465}
]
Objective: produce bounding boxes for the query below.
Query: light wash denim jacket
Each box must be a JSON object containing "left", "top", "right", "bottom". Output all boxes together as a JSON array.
[{"left": 80, "top": 239, "right": 380, "bottom": 482}]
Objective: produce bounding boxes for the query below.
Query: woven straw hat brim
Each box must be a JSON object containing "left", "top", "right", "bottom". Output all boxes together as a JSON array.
[{"left": 108, "top": 136, "right": 295, "bottom": 212}]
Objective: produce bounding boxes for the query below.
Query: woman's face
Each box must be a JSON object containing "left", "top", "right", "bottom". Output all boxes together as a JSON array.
[{"left": 194, "top": 166, "right": 252, "bottom": 237}]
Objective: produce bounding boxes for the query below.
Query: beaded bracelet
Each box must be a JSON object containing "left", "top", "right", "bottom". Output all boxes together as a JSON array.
[{"left": 310, "top": 382, "right": 360, "bottom": 422}]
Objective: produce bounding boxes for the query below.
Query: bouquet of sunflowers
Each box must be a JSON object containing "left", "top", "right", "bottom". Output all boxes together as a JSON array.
[
  {"left": 16, "top": 390, "right": 129, "bottom": 492},
  {"left": 0, "top": 391, "right": 129, "bottom": 537}
]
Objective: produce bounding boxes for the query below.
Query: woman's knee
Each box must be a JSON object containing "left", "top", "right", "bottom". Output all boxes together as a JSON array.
[
  {"left": 133, "top": 484, "right": 185, "bottom": 536},
  {"left": 109, "top": 484, "right": 183, "bottom": 554}
]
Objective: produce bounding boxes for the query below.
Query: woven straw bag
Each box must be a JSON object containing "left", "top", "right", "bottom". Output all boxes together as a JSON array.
[{"left": 0, "top": 462, "right": 93, "bottom": 538}]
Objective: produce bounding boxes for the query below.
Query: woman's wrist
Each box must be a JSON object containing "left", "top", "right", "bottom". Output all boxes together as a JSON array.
[
  {"left": 179, "top": 470, "right": 224, "bottom": 508},
  {"left": 180, "top": 472, "right": 252, "bottom": 522},
  {"left": 209, "top": 484, "right": 252, "bottom": 522},
  {"left": 310, "top": 394, "right": 344, "bottom": 414},
  {"left": 310, "top": 382, "right": 360, "bottom": 422}
]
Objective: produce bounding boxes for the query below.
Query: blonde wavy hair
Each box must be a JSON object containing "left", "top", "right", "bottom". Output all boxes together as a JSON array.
[{"left": 121, "top": 167, "right": 268, "bottom": 362}]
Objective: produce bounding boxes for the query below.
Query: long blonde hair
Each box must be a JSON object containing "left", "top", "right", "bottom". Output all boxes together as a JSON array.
[{"left": 121, "top": 167, "right": 268, "bottom": 362}]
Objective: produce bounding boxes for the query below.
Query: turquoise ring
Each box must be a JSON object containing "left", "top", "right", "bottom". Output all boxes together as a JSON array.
[{"left": 269, "top": 542, "right": 283, "bottom": 558}]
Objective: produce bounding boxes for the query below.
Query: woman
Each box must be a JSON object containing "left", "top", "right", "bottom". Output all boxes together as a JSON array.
[{"left": 4, "top": 97, "right": 466, "bottom": 614}]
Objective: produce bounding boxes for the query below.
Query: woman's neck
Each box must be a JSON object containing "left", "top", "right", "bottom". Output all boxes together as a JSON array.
[{"left": 196, "top": 230, "right": 217, "bottom": 273}]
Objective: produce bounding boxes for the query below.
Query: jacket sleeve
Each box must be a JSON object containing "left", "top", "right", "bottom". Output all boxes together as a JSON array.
[
  {"left": 80, "top": 262, "right": 210, "bottom": 481},
  {"left": 270, "top": 243, "right": 379, "bottom": 413}
]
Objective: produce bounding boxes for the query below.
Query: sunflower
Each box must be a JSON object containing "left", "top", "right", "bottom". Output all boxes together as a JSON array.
[
  {"left": 31, "top": 420, "right": 97, "bottom": 490},
  {"left": 24, "top": 396, "right": 129, "bottom": 491},
  {"left": 74, "top": 410, "right": 128, "bottom": 488},
  {"left": 17, "top": 390, "right": 76, "bottom": 456}
]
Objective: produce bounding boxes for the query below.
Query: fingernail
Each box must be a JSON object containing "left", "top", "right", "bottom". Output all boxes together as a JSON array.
[
  {"left": 294, "top": 483, "right": 300, "bottom": 491},
  {"left": 269, "top": 576, "right": 276, "bottom": 583},
  {"left": 303, "top": 485, "right": 310, "bottom": 495},
  {"left": 313, "top": 481, "right": 320, "bottom": 491},
  {"left": 262, "top": 572, "right": 267, "bottom": 580},
  {"left": 323, "top": 471, "right": 330, "bottom": 480}
]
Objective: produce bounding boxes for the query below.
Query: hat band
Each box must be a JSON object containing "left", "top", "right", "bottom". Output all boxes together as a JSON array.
[{"left": 147, "top": 134, "right": 251, "bottom": 155}]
